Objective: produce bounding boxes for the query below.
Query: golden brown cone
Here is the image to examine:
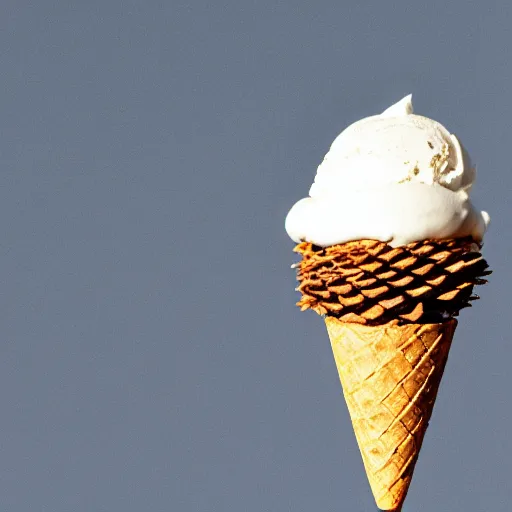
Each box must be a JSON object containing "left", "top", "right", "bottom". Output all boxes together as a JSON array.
[{"left": 325, "top": 316, "right": 457, "bottom": 511}]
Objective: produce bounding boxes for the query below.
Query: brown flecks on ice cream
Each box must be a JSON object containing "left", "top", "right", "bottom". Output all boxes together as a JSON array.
[
  {"left": 429, "top": 142, "right": 450, "bottom": 180},
  {"left": 398, "top": 164, "right": 421, "bottom": 183},
  {"left": 293, "top": 238, "right": 490, "bottom": 325}
]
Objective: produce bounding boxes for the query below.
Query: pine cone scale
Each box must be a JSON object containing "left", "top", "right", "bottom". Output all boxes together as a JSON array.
[{"left": 294, "top": 237, "right": 489, "bottom": 325}]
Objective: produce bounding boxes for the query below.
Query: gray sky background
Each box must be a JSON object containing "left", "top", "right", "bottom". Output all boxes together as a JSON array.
[{"left": 1, "top": 1, "right": 510, "bottom": 511}]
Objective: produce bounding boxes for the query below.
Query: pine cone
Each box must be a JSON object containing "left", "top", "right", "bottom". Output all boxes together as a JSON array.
[{"left": 294, "top": 238, "right": 490, "bottom": 325}]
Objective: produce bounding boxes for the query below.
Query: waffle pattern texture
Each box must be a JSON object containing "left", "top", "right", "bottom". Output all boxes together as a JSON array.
[{"left": 326, "top": 317, "right": 456, "bottom": 510}]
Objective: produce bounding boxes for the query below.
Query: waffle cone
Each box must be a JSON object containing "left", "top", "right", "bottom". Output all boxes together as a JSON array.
[{"left": 325, "top": 316, "right": 457, "bottom": 511}]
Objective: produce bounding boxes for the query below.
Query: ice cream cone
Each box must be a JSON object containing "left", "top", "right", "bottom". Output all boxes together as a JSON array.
[
  {"left": 284, "top": 95, "right": 491, "bottom": 510},
  {"left": 291, "top": 238, "right": 488, "bottom": 509},
  {"left": 325, "top": 317, "right": 457, "bottom": 511}
]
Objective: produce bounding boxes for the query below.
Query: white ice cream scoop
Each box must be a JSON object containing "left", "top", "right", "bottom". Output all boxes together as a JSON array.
[{"left": 285, "top": 95, "right": 489, "bottom": 247}]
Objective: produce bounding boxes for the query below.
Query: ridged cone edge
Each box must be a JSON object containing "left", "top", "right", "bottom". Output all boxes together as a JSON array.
[{"left": 325, "top": 317, "right": 457, "bottom": 511}]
